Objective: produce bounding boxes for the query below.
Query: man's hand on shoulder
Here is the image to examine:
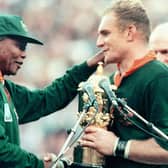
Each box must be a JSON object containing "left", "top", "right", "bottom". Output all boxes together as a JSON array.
[{"left": 87, "top": 50, "right": 105, "bottom": 67}]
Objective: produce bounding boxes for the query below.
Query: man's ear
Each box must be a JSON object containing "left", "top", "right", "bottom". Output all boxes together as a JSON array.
[{"left": 125, "top": 24, "right": 137, "bottom": 42}]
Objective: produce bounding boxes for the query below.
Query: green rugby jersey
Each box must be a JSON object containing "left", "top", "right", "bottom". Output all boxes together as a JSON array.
[
  {"left": 106, "top": 60, "right": 168, "bottom": 168},
  {"left": 0, "top": 61, "right": 96, "bottom": 168}
]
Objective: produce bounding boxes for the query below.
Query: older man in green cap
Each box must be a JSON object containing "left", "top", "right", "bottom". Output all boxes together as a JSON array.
[
  {"left": 0, "top": 14, "right": 43, "bottom": 44},
  {"left": 0, "top": 14, "right": 104, "bottom": 168}
]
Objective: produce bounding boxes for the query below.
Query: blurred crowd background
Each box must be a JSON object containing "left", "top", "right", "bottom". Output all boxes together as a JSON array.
[{"left": 0, "top": 0, "right": 168, "bottom": 160}]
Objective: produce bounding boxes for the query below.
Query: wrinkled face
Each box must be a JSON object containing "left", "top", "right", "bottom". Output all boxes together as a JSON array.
[
  {"left": 96, "top": 12, "right": 127, "bottom": 64},
  {"left": 150, "top": 36, "right": 168, "bottom": 64},
  {"left": 0, "top": 37, "right": 27, "bottom": 75}
]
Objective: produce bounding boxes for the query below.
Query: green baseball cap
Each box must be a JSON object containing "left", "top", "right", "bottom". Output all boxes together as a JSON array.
[{"left": 0, "top": 14, "right": 43, "bottom": 45}]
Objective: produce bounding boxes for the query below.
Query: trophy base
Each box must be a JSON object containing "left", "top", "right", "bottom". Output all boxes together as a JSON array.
[{"left": 73, "top": 145, "right": 104, "bottom": 168}]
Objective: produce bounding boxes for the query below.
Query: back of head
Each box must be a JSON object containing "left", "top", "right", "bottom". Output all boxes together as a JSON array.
[
  {"left": 150, "top": 22, "right": 168, "bottom": 45},
  {"left": 103, "top": 0, "right": 151, "bottom": 42},
  {"left": 149, "top": 22, "right": 168, "bottom": 64}
]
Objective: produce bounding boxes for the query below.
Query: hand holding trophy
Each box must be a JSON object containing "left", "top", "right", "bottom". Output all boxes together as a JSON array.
[{"left": 74, "top": 62, "right": 115, "bottom": 168}]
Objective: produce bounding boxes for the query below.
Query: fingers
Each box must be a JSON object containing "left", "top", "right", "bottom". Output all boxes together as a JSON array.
[
  {"left": 43, "top": 153, "right": 57, "bottom": 162},
  {"left": 87, "top": 50, "right": 105, "bottom": 67},
  {"left": 79, "top": 139, "right": 96, "bottom": 148},
  {"left": 84, "top": 125, "right": 99, "bottom": 133},
  {"left": 82, "top": 133, "right": 95, "bottom": 142},
  {"left": 43, "top": 153, "right": 51, "bottom": 162},
  {"left": 94, "top": 50, "right": 105, "bottom": 64},
  {"left": 79, "top": 126, "right": 101, "bottom": 148},
  {"left": 95, "top": 50, "right": 104, "bottom": 58}
]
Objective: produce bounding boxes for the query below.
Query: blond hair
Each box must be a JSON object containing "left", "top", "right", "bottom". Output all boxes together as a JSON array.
[{"left": 103, "top": 0, "right": 151, "bottom": 42}]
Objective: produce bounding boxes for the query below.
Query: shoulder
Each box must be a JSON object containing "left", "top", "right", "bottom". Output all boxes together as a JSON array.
[
  {"left": 143, "top": 60, "right": 168, "bottom": 73},
  {"left": 136, "top": 60, "right": 168, "bottom": 80},
  {"left": 4, "top": 79, "right": 29, "bottom": 94}
]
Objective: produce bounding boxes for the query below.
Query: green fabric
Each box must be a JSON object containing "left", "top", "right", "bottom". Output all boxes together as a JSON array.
[
  {"left": 0, "top": 61, "right": 96, "bottom": 168},
  {"left": 0, "top": 14, "right": 43, "bottom": 45},
  {"left": 106, "top": 60, "right": 168, "bottom": 168}
]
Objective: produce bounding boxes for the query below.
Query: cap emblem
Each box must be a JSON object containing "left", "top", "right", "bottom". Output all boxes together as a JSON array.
[{"left": 20, "top": 20, "right": 28, "bottom": 32}]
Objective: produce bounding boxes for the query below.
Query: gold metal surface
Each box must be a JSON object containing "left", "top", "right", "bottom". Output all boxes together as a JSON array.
[{"left": 74, "top": 62, "right": 114, "bottom": 167}]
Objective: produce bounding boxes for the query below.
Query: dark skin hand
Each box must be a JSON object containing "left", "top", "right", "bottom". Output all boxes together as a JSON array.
[
  {"left": 43, "top": 153, "right": 54, "bottom": 168},
  {"left": 86, "top": 50, "right": 105, "bottom": 67}
]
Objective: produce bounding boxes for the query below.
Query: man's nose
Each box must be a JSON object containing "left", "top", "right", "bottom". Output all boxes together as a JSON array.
[
  {"left": 96, "top": 36, "right": 104, "bottom": 48},
  {"left": 21, "top": 51, "right": 26, "bottom": 59}
]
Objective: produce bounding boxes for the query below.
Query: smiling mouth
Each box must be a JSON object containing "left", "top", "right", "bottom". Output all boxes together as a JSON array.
[
  {"left": 15, "top": 61, "right": 23, "bottom": 69},
  {"left": 103, "top": 49, "right": 109, "bottom": 53},
  {"left": 15, "top": 61, "right": 23, "bottom": 65}
]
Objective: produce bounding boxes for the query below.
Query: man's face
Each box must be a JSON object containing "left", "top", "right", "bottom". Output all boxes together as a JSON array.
[
  {"left": 150, "top": 36, "right": 168, "bottom": 64},
  {"left": 0, "top": 38, "right": 27, "bottom": 75},
  {"left": 96, "top": 12, "right": 127, "bottom": 64}
]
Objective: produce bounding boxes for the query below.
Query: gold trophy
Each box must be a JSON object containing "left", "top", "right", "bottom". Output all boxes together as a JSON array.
[{"left": 73, "top": 62, "right": 114, "bottom": 168}]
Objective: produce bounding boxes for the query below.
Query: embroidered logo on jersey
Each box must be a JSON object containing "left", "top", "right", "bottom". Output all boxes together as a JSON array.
[{"left": 4, "top": 103, "right": 13, "bottom": 122}]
